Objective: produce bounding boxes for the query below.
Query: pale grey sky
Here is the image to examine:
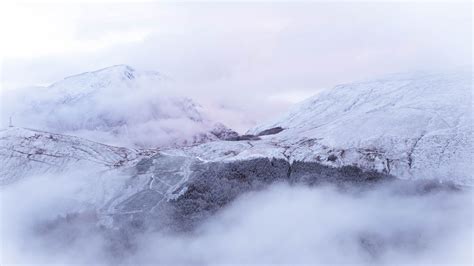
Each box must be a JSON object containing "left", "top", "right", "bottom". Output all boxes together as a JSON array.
[{"left": 0, "top": 1, "right": 471, "bottom": 130}]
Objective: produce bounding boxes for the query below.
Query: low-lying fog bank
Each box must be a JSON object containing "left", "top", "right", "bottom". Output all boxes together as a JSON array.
[{"left": 1, "top": 171, "right": 471, "bottom": 265}]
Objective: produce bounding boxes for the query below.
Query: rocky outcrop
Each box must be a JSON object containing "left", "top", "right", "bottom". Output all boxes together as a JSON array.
[{"left": 257, "top": 126, "right": 285, "bottom": 136}]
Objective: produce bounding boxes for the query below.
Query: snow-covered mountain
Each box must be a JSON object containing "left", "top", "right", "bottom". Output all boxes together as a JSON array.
[
  {"left": 254, "top": 70, "right": 473, "bottom": 183},
  {"left": 174, "top": 69, "right": 473, "bottom": 185},
  {"left": 0, "top": 127, "right": 151, "bottom": 185},
  {"left": 1, "top": 69, "right": 471, "bottom": 186},
  {"left": 1, "top": 65, "right": 237, "bottom": 148},
  {"left": 0, "top": 69, "right": 471, "bottom": 236},
  {"left": 0, "top": 126, "right": 396, "bottom": 232}
]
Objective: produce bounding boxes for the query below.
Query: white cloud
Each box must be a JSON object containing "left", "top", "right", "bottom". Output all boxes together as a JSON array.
[
  {"left": 0, "top": 3, "right": 151, "bottom": 59},
  {"left": 2, "top": 178, "right": 472, "bottom": 264}
]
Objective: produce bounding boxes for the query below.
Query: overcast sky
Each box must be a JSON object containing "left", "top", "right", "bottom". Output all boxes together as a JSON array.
[{"left": 0, "top": 1, "right": 471, "bottom": 130}]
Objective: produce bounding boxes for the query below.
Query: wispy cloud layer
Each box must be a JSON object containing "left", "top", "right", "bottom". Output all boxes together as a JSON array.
[
  {"left": 1, "top": 2, "right": 471, "bottom": 129},
  {"left": 1, "top": 175, "right": 472, "bottom": 265}
]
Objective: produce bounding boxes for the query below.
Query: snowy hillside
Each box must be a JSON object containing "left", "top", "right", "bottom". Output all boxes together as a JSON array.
[
  {"left": 246, "top": 70, "right": 472, "bottom": 184},
  {"left": 166, "top": 69, "right": 473, "bottom": 185},
  {"left": 0, "top": 127, "right": 151, "bottom": 185},
  {"left": 0, "top": 69, "right": 471, "bottom": 245},
  {"left": 1, "top": 65, "right": 237, "bottom": 148},
  {"left": 2, "top": 69, "right": 471, "bottom": 186}
]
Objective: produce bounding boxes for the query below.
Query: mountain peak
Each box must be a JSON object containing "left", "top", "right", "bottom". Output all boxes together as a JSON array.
[
  {"left": 57, "top": 64, "right": 138, "bottom": 84},
  {"left": 103, "top": 64, "right": 135, "bottom": 71},
  {"left": 47, "top": 64, "right": 167, "bottom": 93},
  {"left": 3, "top": 64, "right": 237, "bottom": 149},
  {"left": 92, "top": 64, "right": 136, "bottom": 79}
]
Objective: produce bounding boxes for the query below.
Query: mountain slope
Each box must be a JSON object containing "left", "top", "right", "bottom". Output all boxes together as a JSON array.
[
  {"left": 3, "top": 69, "right": 470, "bottom": 185},
  {"left": 248, "top": 70, "right": 473, "bottom": 184},
  {"left": 0, "top": 127, "right": 148, "bottom": 185},
  {"left": 0, "top": 69, "right": 471, "bottom": 240},
  {"left": 172, "top": 69, "right": 472, "bottom": 184},
  {"left": 2, "top": 65, "right": 237, "bottom": 148}
]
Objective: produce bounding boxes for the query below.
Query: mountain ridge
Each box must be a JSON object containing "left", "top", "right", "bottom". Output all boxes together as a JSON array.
[
  {"left": 243, "top": 69, "right": 473, "bottom": 184},
  {"left": 2, "top": 68, "right": 471, "bottom": 185},
  {"left": 2, "top": 65, "right": 237, "bottom": 148},
  {"left": 1, "top": 68, "right": 471, "bottom": 244}
]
